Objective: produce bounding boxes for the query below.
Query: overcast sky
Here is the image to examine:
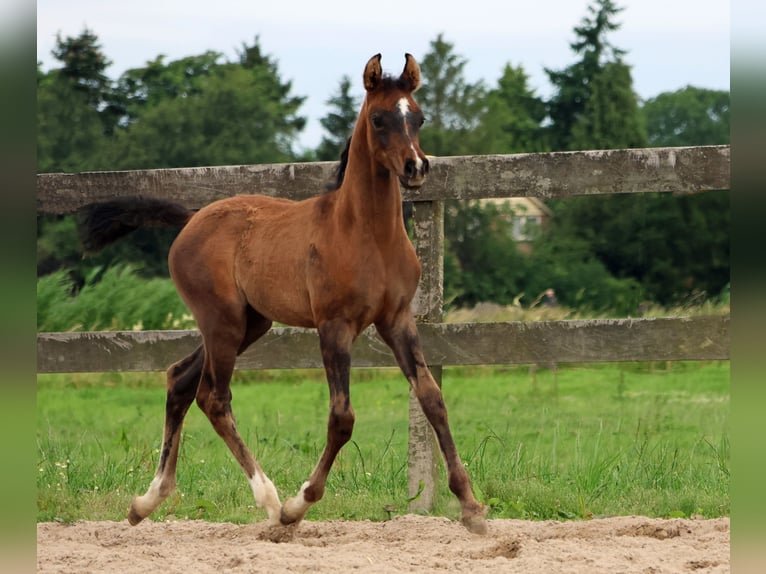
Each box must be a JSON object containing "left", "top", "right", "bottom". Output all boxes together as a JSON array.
[{"left": 37, "top": 0, "right": 730, "bottom": 151}]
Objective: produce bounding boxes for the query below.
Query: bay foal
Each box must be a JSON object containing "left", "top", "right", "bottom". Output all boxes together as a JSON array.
[{"left": 80, "top": 54, "right": 487, "bottom": 534}]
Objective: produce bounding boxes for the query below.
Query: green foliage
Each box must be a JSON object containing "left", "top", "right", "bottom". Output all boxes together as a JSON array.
[
  {"left": 117, "top": 51, "right": 221, "bottom": 111},
  {"left": 568, "top": 60, "right": 647, "bottom": 150},
  {"left": 416, "top": 34, "right": 487, "bottom": 156},
  {"left": 37, "top": 265, "right": 194, "bottom": 332},
  {"left": 50, "top": 29, "right": 112, "bottom": 104},
  {"left": 524, "top": 232, "right": 644, "bottom": 314},
  {"left": 443, "top": 200, "right": 643, "bottom": 314},
  {"left": 643, "top": 86, "right": 730, "bottom": 146},
  {"left": 36, "top": 361, "right": 729, "bottom": 523},
  {"left": 38, "top": 35, "right": 306, "bottom": 173},
  {"left": 546, "top": 0, "right": 646, "bottom": 151},
  {"left": 315, "top": 75, "right": 360, "bottom": 161},
  {"left": 36, "top": 215, "right": 82, "bottom": 277},
  {"left": 444, "top": 201, "right": 528, "bottom": 307},
  {"left": 104, "top": 41, "right": 305, "bottom": 169},
  {"left": 478, "top": 64, "right": 549, "bottom": 154},
  {"left": 542, "top": 191, "right": 729, "bottom": 307},
  {"left": 36, "top": 68, "right": 110, "bottom": 173}
]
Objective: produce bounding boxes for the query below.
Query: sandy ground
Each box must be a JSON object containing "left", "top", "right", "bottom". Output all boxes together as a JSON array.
[{"left": 37, "top": 514, "right": 729, "bottom": 573}]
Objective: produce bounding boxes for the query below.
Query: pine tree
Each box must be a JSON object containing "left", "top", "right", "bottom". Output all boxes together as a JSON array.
[
  {"left": 49, "top": 29, "right": 125, "bottom": 136},
  {"left": 37, "top": 30, "right": 120, "bottom": 171},
  {"left": 478, "top": 63, "right": 548, "bottom": 154},
  {"left": 545, "top": 0, "right": 646, "bottom": 151},
  {"left": 417, "top": 34, "right": 486, "bottom": 156},
  {"left": 315, "top": 76, "right": 360, "bottom": 161}
]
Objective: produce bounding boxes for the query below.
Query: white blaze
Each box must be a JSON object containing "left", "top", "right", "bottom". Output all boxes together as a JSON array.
[
  {"left": 397, "top": 97, "right": 410, "bottom": 118},
  {"left": 398, "top": 97, "right": 423, "bottom": 171}
]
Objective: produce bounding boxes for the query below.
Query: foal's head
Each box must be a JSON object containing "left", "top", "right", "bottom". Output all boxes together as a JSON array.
[{"left": 360, "top": 53, "right": 430, "bottom": 190}]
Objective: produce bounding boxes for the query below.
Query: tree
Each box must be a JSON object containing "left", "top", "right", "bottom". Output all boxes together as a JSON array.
[
  {"left": 444, "top": 201, "right": 529, "bottom": 307},
  {"left": 38, "top": 35, "right": 309, "bottom": 284},
  {"left": 546, "top": 0, "right": 645, "bottom": 151},
  {"left": 639, "top": 86, "right": 730, "bottom": 302},
  {"left": 37, "top": 68, "right": 106, "bottom": 173},
  {"left": 524, "top": 227, "right": 643, "bottom": 314},
  {"left": 37, "top": 30, "right": 121, "bottom": 172},
  {"left": 536, "top": 190, "right": 728, "bottom": 306},
  {"left": 642, "top": 87, "right": 730, "bottom": 147},
  {"left": 49, "top": 29, "right": 126, "bottom": 136},
  {"left": 104, "top": 39, "right": 306, "bottom": 170},
  {"left": 51, "top": 29, "right": 111, "bottom": 102},
  {"left": 532, "top": 1, "right": 729, "bottom": 310},
  {"left": 569, "top": 60, "right": 646, "bottom": 150},
  {"left": 417, "top": 34, "right": 487, "bottom": 156},
  {"left": 315, "top": 76, "right": 360, "bottom": 161},
  {"left": 115, "top": 51, "right": 221, "bottom": 118},
  {"left": 478, "top": 63, "right": 548, "bottom": 154}
]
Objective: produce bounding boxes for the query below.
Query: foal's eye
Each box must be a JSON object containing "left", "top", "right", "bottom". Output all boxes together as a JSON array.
[
  {"left": 371, "top": 114, "right": 383, "bottom": 130},
  {"left": 419, "top": 116, "right": 426, "bottom": 127}
]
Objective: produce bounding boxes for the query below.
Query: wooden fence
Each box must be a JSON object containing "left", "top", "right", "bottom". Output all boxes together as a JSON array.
[{"left": 37, "top": 145, "right": 730, "bottom": 510}]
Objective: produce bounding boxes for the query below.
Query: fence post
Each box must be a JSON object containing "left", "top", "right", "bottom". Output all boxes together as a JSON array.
[{"left": 408, "top": 199, "right": 445, "bottom": 512}]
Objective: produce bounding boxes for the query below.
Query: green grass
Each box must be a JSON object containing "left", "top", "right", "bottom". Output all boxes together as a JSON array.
[
  {"left": 36, "top": 361, "right": 729, "bottom": 524},
  {"left": 37, "top": 265, "right": 196, "bottom": 332}
]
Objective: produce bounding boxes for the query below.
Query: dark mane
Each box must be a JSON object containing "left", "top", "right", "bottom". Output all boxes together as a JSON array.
[{"left": 326, "top": 136, "right": 351, "bottom": 191}]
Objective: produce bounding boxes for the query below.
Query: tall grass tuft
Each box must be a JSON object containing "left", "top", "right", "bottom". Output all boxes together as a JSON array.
[{"left": 37, "top": 265, "right": 196, "bottom": 332}]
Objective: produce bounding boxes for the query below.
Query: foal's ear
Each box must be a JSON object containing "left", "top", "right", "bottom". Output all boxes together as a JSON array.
[
  {"left": 363, "top": 53, "right": 383, "bottom": 91},
  {"left": 399, "top": 53, "right": 421, "bottom": 93}
]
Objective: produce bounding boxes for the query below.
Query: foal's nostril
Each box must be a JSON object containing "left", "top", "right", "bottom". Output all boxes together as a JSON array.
[
  {"left": 422, "top": 157, "right": 430, "bottom": 174},
  {"left": 404, "top": 158, "right": 418, "bottom": 179}
]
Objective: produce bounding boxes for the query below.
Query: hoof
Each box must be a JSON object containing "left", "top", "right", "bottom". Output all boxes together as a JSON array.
[
  {"left": 462, "top": 512, "right": 488, "bottom": 535},
  {"left": 279, "top": 507, "right": 301, "bottom": 526},
  {"left": 127, "top": 506, "right": 145, "bottom": 526}
]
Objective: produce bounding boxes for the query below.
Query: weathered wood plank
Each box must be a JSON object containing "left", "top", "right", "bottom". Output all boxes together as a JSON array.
[
  {"left": 422, "top": 145, "right": 730, "bottom": 201},
  {"left": 37, "top": 146, "right": 730, "bottom": 214},
  {"left": 37, "top": 316, "right": 729, "bottom": 374}
]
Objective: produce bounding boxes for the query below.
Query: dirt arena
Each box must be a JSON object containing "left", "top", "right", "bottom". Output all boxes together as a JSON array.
[{"left": 37, "top": 514, "right": 729, "bottom": 573}]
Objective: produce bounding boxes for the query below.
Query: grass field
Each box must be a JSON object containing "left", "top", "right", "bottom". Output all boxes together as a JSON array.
[{"left": 36, "top": 361, "right": 729, "bottom": 525}]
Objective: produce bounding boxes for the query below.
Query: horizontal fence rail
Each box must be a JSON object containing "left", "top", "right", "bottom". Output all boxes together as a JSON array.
[
  {"left": 38, "top": 316, "right": 729, "bottom": 374},
  {"left": 37, "top": 145, "right": 730, "bottom": 213}
]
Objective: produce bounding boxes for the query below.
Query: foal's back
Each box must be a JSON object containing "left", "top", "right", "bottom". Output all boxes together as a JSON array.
[
  {"left": 168, "top": 193, "right": 322, "bottom": 329},
  {"left": 168, "top": 191, "right": 419, "bottom": 331}
]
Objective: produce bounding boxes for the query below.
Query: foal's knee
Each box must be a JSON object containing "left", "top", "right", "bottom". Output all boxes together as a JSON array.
[{"left": 329, "top": 406, "right": 355, "bottom": 446}]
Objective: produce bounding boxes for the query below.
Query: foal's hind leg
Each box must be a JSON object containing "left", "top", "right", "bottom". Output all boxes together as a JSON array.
[
  {"left": 376, "top": 314, "right": 487, "bottom": 535},
  {"left": 280, "top": 319, "right": 356, "bottom": 525},
  {"left": 194, "top": 310, "right": 283, "bottom": 524},
  {"left": 128, "top": 344, "right": 204, "bottom": 525}
]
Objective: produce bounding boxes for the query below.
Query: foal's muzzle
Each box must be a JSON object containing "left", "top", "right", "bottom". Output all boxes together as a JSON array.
[{"left": 399, "top": 156, "right": 430, "bottom": 190}]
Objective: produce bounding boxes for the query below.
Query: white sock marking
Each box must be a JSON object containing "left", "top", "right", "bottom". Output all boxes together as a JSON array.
[
  {"left": 248, "top": 470, "right": 282, "bottom": 524},
  {"left": 283, "top": 480, "right": 313, "bottom": 519}
]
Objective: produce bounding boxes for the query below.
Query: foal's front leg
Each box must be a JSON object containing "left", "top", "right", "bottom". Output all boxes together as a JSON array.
[
  {"left": 376, "top": 314, "right": 487, "bottom": 535},
  {"left": 280, "top": 319, "right": 356, "bottom": 525}
]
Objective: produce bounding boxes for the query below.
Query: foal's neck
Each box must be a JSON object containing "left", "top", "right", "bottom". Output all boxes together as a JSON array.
[{"left": 335, "top": 132, "right": 406, "bottom": 245}]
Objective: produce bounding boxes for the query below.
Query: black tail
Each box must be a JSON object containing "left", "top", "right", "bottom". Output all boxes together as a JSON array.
[{"left": 78, "top": 196, "right": 193, "bottom": 253}]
